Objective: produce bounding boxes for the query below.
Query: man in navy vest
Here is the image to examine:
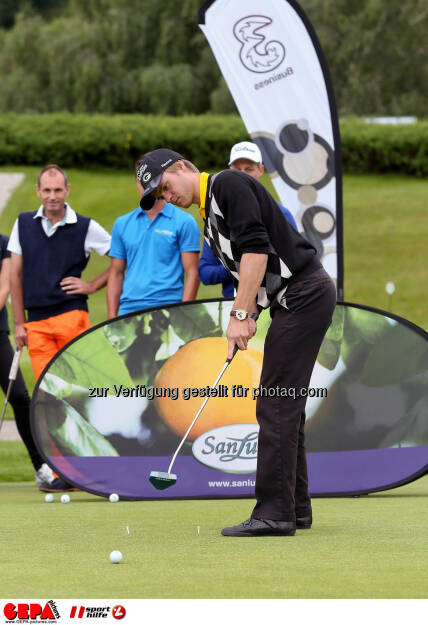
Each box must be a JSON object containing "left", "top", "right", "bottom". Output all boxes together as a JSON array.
[
  {"left": 7, "top": 165, "right": 111, "bottom": 491},
  {"left": 8, "top": 165, "right": 110, "bottom": 492},
  {"left": 8, "top": 164, "right": 111, "bottom": 381}
]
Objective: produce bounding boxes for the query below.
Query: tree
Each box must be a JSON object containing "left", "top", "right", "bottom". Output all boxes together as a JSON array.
[
  {"left": 0, "top": 0, "right": 22, "bottom": 29},
  {"left": 0, "top": 0, "right": 68, "bottom": 29},
  {"left": 301, "top": 0, "right": 428, "bottom": 116},
  {"left": 0, "top": 0, "right": 425, "bottom": 116}
]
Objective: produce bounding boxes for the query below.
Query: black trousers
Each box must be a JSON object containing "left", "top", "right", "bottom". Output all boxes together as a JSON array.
[
  {"left": 0, "top": 331, "right": 44, "bottom": 471},
  {"left": 252, "top": 268, "right": 336, "bottom": 522}
]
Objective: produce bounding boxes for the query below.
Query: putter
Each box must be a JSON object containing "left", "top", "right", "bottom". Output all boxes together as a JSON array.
[
  {"left": 0, "top": 349, "right": 21, "bottom": 434},
  {"left": 149, "top": 344, "right": 239, "bottom": 490}
]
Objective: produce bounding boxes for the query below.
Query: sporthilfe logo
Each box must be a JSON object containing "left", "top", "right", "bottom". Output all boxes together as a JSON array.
[
  {"left": 70, "top": 604, "right": 126, "bottom": 619},
  {"left": 233, "top": 15, "right": 286, "bottom": 73}
]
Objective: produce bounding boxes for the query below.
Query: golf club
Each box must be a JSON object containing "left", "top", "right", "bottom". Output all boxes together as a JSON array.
[
  {"left": 0, "top": 349, "right": 21, "bottom": 434},
  {"left": 149, "top": 344, "right": 239, "bottom": 490}
]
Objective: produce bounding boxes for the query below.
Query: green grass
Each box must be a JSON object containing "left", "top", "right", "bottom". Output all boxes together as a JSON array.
[
  {"left": 342, "top": 174, "right": 427, "bottom": 325},
  {"left": 0, "top": 441, "right": 34, "bottom": 482},
  {"left": 0, "top": 475, "right": 427, "bottom": 598},
  {"left": 0, "top": 166, "right": 426, "bottom": 406}
]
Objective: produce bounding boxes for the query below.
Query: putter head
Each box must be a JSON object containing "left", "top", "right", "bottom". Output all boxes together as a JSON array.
[{"left": 149, "top": 471, "right": 177, "bottom": 490}]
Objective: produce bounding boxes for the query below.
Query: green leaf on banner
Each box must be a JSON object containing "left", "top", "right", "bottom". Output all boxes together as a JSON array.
[
  {"left": 104, "top": 317, "right": 139, "bottom": 352},
  {"left": 50, "top": 328, "right": 134, "bottom": 389},
  {"left": 168, "top": 305, "right": 219, "bottom": 342},
  {"left": 327, "top": 305, "right": 345, "bottom": 342},
  {"left": 347, "top": 306, "right": 392, "bottom": 344},
  {"left": 41, "top": 373, "right": 78, "bottom": 400},
  {"left": 251, "top": 308, "right": 270, "bottom": 353},
  {"left": 156, "top": 324, "right": 185, "bottom": 361},
  {"left": 341, "top": 307, "right": 392, "bottom": 372},
  {"left": 360, "top": 325, "right": 428, "bottom": 386},
  {"left": 47, "top": 399, "right": 119, "bottom": 457},
  {"left": 317, "top": 306, "right": 345, "bottom": 370},
  {"left": 318, "top": 338, "right": 341, "bottom": 371}
]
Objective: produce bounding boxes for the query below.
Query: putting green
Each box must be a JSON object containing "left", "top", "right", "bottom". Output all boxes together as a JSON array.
[{"left": 0, "top": 477, "right": 427, "bottom": 598}]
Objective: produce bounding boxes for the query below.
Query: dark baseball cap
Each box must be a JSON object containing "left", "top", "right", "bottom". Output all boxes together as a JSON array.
[{"left": 137, "top": 148, "right": 184, "bottom": 210}]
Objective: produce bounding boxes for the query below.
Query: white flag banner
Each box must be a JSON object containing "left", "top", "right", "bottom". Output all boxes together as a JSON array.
[{"left": 199, "top": 0, "right": 344, "bottom": 297}]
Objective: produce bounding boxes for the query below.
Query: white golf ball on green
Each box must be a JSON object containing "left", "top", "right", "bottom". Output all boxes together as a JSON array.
[
  {"left": 110, "top": 550, "right": 123, "bottom": 564},
  {"left": 109, "top": 493, "right": 119, "bottom": 503},
  {"left": 45, "top": 493, "right": 54, "bottom": 503},
  {"left": 60, "top": 494, "right": 70, "bottom": 504}
]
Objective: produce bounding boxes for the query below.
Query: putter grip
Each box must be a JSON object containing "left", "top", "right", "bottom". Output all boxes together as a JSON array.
[
  {"left": 226, "top": 344, "right": 239, "bottom": 364},
  {"left": 9, "top": 350, "right": 21, "bottom": 380}
]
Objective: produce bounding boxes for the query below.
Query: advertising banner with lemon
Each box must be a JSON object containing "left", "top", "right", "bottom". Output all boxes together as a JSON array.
[
  {"left": 30, "top": 300, "right": 427, "bottom": 499},
  {"left": 199, "top": 0, "right": 343, "bottom": 297}
]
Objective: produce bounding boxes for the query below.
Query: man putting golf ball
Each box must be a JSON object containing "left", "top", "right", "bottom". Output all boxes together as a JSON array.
[{"left": 139, "top": 149, "right": 336, "bottom": 537}]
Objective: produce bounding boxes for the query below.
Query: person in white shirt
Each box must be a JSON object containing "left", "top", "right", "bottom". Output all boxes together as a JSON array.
[
  {"left": 8, "top": 164, "right": 111, "bottom": 380},
  {"left": 7, "top": 163, "right": 111, "bottom": 492}
]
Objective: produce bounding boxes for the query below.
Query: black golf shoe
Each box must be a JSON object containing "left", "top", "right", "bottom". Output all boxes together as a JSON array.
[
  {"left": 221, "top": 517, "right": 296, "bottom": 537},
  {"left": 38, "top": 477, "right": 79, "bottom": 492},
  {"left": 296, "top": 514, "right": 312, "bottom": 529}
]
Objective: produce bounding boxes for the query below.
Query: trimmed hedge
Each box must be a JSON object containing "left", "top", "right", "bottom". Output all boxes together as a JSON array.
[
  {"left": 0, "top": 114, "right": 426, "bottom": 176},
  {"left": 340, "top": 120, "right": 428, "bottom": 177}
]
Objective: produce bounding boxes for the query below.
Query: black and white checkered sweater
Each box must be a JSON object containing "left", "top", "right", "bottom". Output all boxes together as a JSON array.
[{"left": 203, "top": 170, "right": 321, "bottom": 309}]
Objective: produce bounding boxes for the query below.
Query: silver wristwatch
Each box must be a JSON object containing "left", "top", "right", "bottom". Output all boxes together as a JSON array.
[{"left": 230, "top": 310, "right": 259, "bottom": 321}]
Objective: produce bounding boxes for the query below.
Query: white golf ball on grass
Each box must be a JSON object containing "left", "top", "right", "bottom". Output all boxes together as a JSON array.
[
  {"left": 109, "top": 493, "right": 119, "bottom": 503},
  {"left": 110, "top": 550, "right": 123, "bottom": 564},
  {"left": 385, "top": 281, "right": 395, "bottom": 295},
  {"left": 44, "top": 494, "right": 54, "bottom": 503},
  {"left": 60, "top": 494, "right": 70, "bottom": 504}
]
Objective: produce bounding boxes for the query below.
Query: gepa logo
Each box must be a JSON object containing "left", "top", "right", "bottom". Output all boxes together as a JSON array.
[
  {"left": 192, "top": 424, "right": 259, "bottom": 473},
  {"left": 233, "top": 15, "right": 286, "bottom": 73},
  {"left": 3, "top": 601, "right": 59, "bottom": 622}
]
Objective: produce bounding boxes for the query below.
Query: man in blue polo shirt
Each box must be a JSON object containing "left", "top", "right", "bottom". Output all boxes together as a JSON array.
[{"left": 107, "top": 157, "right": 200, "bottom": 317}]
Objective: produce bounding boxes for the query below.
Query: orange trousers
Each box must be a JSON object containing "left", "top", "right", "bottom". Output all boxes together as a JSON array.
[{"left": 25, "top": 309, "right": 90, "bottom": 380}]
